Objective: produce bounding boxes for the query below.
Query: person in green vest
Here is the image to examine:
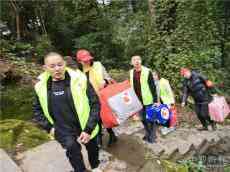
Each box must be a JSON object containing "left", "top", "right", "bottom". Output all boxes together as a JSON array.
[
  {"left": 76, "top": 49, "right": 117, "bottom": 147},
  {"left": 33, "top": 52, "right": 101, "bottom": 172},
  {"left": 152, "top": 71, "right": 177, "bottom": 134},
  {"left": 152, "top": 71, "right": 175, "bottom": 106},
  {"left": 130, "top": 55, "right": 158, "bottom": 143}
]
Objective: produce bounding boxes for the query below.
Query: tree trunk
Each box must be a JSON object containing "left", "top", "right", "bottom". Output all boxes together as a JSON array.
[
  {"left": 16, "top": 12, "right": 21, "bottom": 40},
  {"left": 10, "top": 0, "right": 21, "bottom": 40},
  {"left": 148, "top": 0, "right": 156, "bottom": 25},
  {"left": 38, "top": 7, "right": 47, "bottom": 35}
]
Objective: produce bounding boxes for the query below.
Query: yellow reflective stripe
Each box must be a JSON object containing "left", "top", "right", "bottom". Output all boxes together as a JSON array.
[
  {"left": 35, "top": 68, "right": 99, "bottom": 139},
  {"left": 93, "top": 62, "right": 104, "bottom": 83},
  {"left": 130, "top": 66, "right": 153, "bottom": 105},
  {"left": 140, "top": 66, "right": 153, "bottom": 105},
  {"left": 159, "top": 78, "right": 175, "bottom": 105},
  {"left": 35, "top": 75, "right": 54, "bottom": 124}
]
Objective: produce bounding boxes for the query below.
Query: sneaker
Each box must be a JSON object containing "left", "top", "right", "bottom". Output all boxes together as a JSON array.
[{"left": 91, "top": 168, "right": 102, "bottom": 172}]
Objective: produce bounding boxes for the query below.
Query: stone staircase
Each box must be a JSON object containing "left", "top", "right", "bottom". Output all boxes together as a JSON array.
[
  {"left": 132, "top": 125, "right": 230, "bottom": 162},
  {"left": 1, "top": 121, "right": 230, "bottom": 172}
]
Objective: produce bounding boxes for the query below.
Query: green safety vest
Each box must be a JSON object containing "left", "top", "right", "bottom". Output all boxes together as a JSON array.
[
  {"left": 130, "top": 66, "right": 153, "bottom": 105},
  {"left": 35, "top": 68, "right": 99, "bottom": 139},
  {"left": 83, "top": 61, "right": 104, "bottom": 94},
  {"left": 92, "top": 61, "right": 104, "bottom": 84},
  {"left": 159, "top": 78, "right": 175, "bottom": 105}
]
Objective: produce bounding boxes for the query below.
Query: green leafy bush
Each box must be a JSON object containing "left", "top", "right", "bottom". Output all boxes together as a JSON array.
[
  {"left": 0, "top": 119, "right": 50, "bottom": 152},
  {"left": 34, "top": 35, "right": 54, "bottom": 63}
]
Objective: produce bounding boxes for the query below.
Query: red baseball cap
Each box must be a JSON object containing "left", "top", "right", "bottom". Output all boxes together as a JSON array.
[{"left": 76, "top": 49, "right": 93, "bottom": 62}]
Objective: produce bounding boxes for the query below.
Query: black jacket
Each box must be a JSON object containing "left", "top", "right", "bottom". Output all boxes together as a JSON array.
[
  {"left": 32, "top": 72, "right": 100, "bottom": 135},
  {"left": 182, "top": 71, "right": 212, "bottom": 104}
]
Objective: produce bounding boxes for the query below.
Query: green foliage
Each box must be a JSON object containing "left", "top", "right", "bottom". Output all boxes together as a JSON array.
[
  {"left": 1, "top": 85, "right": 34, "bottom": 121},
  {"left": 109, "top": 69, "right": 129, "bottom": 82},
  {"left": 1, "top": 39, "right": 33, "bottom": 56},
  {"left": 222, "top": 42, "right": 230, "bottom": 94},
  {"left": 0, "top": 119, "right": 50, "bottom": 152},
  {"left": 34, "top": 35, "right": 54, "bottom": 63},
  {"left": 14, "top": 42, "right": 33, "bottom": 52},
  {"left": 224, "top": 166, "right": 230, "bottom": 172},
  {"left": 179, "top": 159, "right": 205, "bottom": 172},
  {"left": 146, "top": 0, "right": 228, "bottom": 95},
  {"left": 1, "top": 0, "right": 229, "bottom": 95},
  {"left": 161, "top": 160, "right": 189, "bottom": 172}
]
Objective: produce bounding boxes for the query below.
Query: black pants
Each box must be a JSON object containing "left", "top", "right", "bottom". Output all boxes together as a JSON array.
[
  {"left": 55, "top": 133, "right": 99, "bottom": 172},
  {"left": 195, "top": 103, "right": 213, "bottom": 128},
  {"left": 98, "top": 119, "right": 115, "bottom": 137},
  {"left": 140, "top": 106, "right": 157, "bottom": 141}
]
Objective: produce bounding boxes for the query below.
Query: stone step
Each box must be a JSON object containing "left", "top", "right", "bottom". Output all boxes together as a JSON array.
[
  {"left": 146, "top": 143, "right": 165, "bottom": 156},
  {"left": 216, "top": 128, "right": 230, "bottom": 138},
  {"left": 197, "top": 139, "right": 211, "bottom": 155},
  {"left": 20, "top": 141, "right": 73, "bottom": 172},
  {"left": 133, "top": 124, "right": 230, "bottom": 162},
  {"left": 19, "top": 140, "right": 128, "bottom": 172},
  {"left": 187, "top": 134, "right": 207, "bottom": 150},
  {"left": 133, "top": 132, "right": 165, "bottom": 156},
  {"left": 172, "top": 139, "right": 193, "bottom": 155},
  {"left": 159, "top": 139, "right": 180, "bottom": 159},
  {"left": 0, "top": 149, "right": 22, "bottom": 172},
  {"left": 154, "top": 137, "right": 192, "bottom": 159},
  {"left": 201, "top": 131, "right": 221, "bottom": 143},
  {"left": 175, "top": 144, "right": 197, "bottom": 161},
  {"left": 114, "top": 121, "right": 143, "bottom": 136}
]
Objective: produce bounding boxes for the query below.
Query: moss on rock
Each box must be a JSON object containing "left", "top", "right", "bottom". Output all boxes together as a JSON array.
[
  {"left": 161, "top": 160, "right": 189, "bottom": 172},
  {"left": 0, "top": 119, "right": 50, "bottom": 153}
]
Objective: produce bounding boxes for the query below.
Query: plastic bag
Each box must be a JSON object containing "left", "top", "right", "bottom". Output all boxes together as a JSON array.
[
  {"left": 208, "top": 95, "right": 230, "bottom": 122},
  {"left": 146, "top": 104, "right": 171, "bottom": 124}
]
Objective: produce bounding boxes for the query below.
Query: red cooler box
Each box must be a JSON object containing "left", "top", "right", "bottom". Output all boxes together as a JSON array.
[{"left": 99, "top": 80, "right": 143, "bottom": 128}]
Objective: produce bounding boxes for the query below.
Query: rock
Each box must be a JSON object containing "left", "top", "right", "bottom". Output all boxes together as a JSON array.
[
  {"left": 114, "top": 121, "right": 143, "bottom": 136},
  {"left": 139, "top": 160, "right": 163, "bottom": 172},
  {"left": 176, "top": 140, "right": 193, "bottom": 155},
  {"left": 5, "top": 118, "right": 229, "bottom": 172},
  {"left": 99, "top": 149, "right": 113, "bottom": 163},
  {"left": 201, "top": 131, "right": 220, "bottom": 142},
  {"left": 145, "top": 142, "right": 165, "bottom": 156},
  {"left": 0, "top": 59, "right": 13, "bottom": 80},
  {"left": 20, "top": 140, "right": 128, "bottom": 172},
  {"left": 0, "top": 149, "right": 22, "bottom": 172},
  {"left": 187, "top": 134, "right": 206, "bottom": 149},
  {"left": 162, "top": 146, "right": 179, "bottom": 159},
  {"left": 132, "top": 124, "right": 230, "bottom": 163},
  {"left": 20, "top": 141, "right": 73, "bottom": 172},
  {"left": 104, "top": 159, "right": 127, "bottom": 172},
  {"left": 0, "top": 58, "right": 42, "bottom": 84}
]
